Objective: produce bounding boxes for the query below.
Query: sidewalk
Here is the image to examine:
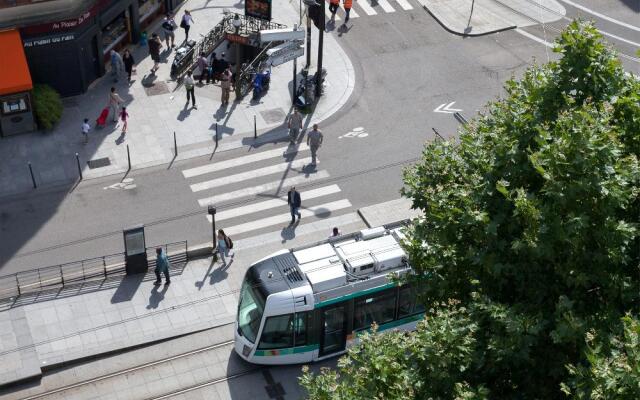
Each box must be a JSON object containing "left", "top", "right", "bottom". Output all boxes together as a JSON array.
[
  {"left": 0, "top": 199, "right": 419, "bottom": 389},
  {"left": 0, "top": 0, "right": 355, "bottom": 197}
]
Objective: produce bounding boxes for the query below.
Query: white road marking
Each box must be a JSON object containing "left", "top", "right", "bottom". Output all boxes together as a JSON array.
[
  {"left": 376, "top": 0, "right": 396, "bottom": 13},
  {"left": 515, "top": 28, "right": 555, "bottom": 48},
  {"left": 224, "top": 199, "right": 352, "bottom": 236},
  {"left": 349, "top": 7, "right": 360, "bottom": 18},
  {"left": 355, "top": 0, "right": 378, "bottom": 16},
  {"left": 235, "top": 212, "right": 362, "bottom": 249},
  {"left": 206, "top": 185, "right": 342, "bottom": 222},
  {"left": 394, "top": 0, "right": 413, "bottom": 11},
  {"left": 197, "top": 170, "right": 330, "bottom": 207},
  {"left": 558, "top": 0, "right": 640, "bottom": 32},
  {"left": 190, "top": 158, "right": 312, "bottom": 192},
  {"left": 182, "top": 144, "right": 309, "bottom": 178}
]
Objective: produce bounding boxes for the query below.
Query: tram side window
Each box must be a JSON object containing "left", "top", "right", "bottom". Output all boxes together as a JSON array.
[
  {"left": 354, "top": 289, "right": 396, "bottom": 331},
  {"left": 294, "top": 312, "right": 310, "bottom": 347},
  {"left": 258, "top": 314, "right": 294, "bottom": 350},
  {"left": 397, "top": 286, "right": 426, "bottom": 319}
]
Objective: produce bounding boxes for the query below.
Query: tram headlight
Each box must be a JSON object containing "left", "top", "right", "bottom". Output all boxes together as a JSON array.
[{"left": 242, "top": 345, "right": 252, "bottom": 357}]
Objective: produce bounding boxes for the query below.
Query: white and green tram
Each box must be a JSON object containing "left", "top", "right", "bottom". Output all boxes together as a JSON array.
[{"left": 234, "top": 222, "right": 425, "bottom": 365}]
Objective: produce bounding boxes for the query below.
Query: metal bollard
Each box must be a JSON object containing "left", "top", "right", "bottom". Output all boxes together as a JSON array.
[
  {"left": 174, "top": 131, "right": 178, "bottom": 156},
  {"left": 254, "top": 115, "right": 257, "bottom": 139},
  {"left": 28, "top": 162, "right": 36, "bottom": 188},
  {"left": 75, "top": 153, "right": 83, "bottom": 180},
  {"left": 215, "top": 123, "right": 219, "bottom": 146},
  {"left": 126, "top": 145, "right": 131, "bottom": 170}
]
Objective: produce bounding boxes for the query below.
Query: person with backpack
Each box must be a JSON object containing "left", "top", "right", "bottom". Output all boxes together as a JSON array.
[
  {"left": 217, "top": 229, "right": 233, "bottom": 266},
  {"left": 162, "top": 13, "right": 177, "bottom": 48}
]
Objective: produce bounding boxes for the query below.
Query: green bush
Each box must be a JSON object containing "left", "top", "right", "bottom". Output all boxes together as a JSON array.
[{"left": 33, "top": 84, "right": 63, "bottom": 131}]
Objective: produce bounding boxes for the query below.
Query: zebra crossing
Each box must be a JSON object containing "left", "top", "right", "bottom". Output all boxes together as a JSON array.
[
  {"left": 181, "top": 144, "right": 360, "bottom": 247},
  {"left": 324, "top": 0, "right": 424, "bottom": 21}
]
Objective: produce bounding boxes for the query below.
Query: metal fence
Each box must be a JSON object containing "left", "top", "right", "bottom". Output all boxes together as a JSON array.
[
  {"left": 170, "top": 12, "right": 286, "bottom": 80},
  {"left": 0, "top": 241, "right": 187, "bottom": 304}
]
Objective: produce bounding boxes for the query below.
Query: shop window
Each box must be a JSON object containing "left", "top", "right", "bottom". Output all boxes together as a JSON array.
[
  {"left": 294, "top": 312, "right": 311, "bottom": 347},
  {"left": 1, "top": 97, "right": 29, "bottom": 115},
  {"left": 397, "top": 286, "right": 426, "bottom": 319},
  {"left": 354, "top": 289, "right": 396, "bottom": 331},
  {"left": 102, "top": 13, "right": 128, "bottom": 54},
  {"left": 258, "top": 314, "right": 294, "bottom": 350}
]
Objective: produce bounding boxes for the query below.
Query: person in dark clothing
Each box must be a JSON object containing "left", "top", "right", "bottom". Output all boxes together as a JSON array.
[
  {"left": 287, "top": 186, "right": 302, "bottom": 224},
  {"left": 122, "top": 49, "right": 135, "bottom": 82},
  {"left": 148, "top": 33, "right": 162, "bottom": 74}
]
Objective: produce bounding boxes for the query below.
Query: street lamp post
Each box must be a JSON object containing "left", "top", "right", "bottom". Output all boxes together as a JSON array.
[{"left": 208, "top": 205, "right": 217, "bottom": 254}]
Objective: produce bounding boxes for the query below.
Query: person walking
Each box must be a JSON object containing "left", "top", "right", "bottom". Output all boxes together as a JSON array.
[
  {"left": 180, "top": 10, "right": 194, "bottom": 41},
  {"left": 148, "top": 33, "right": 162, "bottom": 74},
  {"left": 197, "top": 52, "right": 210, "bottom": 84},
  {"left": 329, "top": 0, "right": 340, "bottom": 22},
  {"left": 122, "top": 49, "right": 135, "bottom": 82},
  {"left": 330, "top": 227, "right": 341, "bottom": 238},
  {"left": 110, "top": 50, "right": 123, "bottom": 82},
  {"left": 81, "top": 118, "right": 90, "bottom": 144},
  {"left": 162, "top": 13, "right": 177, "bottom": 48},
  {"left": 120, "top": 106, "right": 129, "bottom": 133},
  {"left": 108, "top": 87, "right": 124, "bottom": 123},
  {"left": 306, "top": 124, "right": 324, "bottom": 165},
  {"left": 288, "top": 109, "right": 303, "bottom": 143},
  {"left": 287, "top": 186, "right": 302, "bottom": 224},
  {"left": 220, "top": 67, "right": 232, "bottom": 105},
  {"left": 154, "top": 247, "right": 171, "bottom": 285},
  {"left": 343, "top": 0, "right": 353, "bottom": 24},
  {"left": 210, "top": 52, "right": 220, "bottom": 83},
  {"left": 216, "top": 229, "right": 233, "bottom": 266},
  {"left": 184, "top": 70, "right": 197, "bottom": 109}
]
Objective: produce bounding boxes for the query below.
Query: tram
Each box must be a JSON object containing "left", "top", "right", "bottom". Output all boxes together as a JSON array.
[{"left": 234, "top": 222, "right": 425, "bottom": 365}]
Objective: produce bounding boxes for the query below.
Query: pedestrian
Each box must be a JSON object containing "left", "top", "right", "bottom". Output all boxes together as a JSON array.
[
  {"left": 110, "top": 50, "right": 123, "bottom": 82},
  {"left": 329, "top": 0, "right": 340, "bottom": 22},
  {"left": 81, "top": 118, "right": 90, "bottom": 144},
  {"left": 122, "top": 49, "right": 135, "bottom": 82},
  {"left": 120, "top": 106, "right": 129, "bottom": 133},
  {"left": 287, "top": 186, "right": 302, "bottom": 224},
  {"left": 148, "top": 33, "right": 162, "bottom": 74},
  {"left": 331, "top": 227, "right": 341, "bottom": 237},
  {"left": 210, "top": 52, "right": 220, "bottom": 83},
  {"left": 108, "top": 87, "right": 124, "bottom": 122},
  {"left": 217, "top": 229, "right": 233, "bottom": 266},
  {"left": 180, "top": 10, "right": 194, "bottom": 41},
  {"left": 220, "top": 67, "right": 232, "bottom": 105},
  {"left": 306, "top": 124, "right": 324, "bottom": 165},
  {"left": 184, "top": 70, "right": 197, "bottom": 109},
  {"left": 154, "top": 247, "right": 171, "bottom": 285},
  {"left": 343, "top": 0, "right": 353, "bottom": 24},
  {"left": 288, "top": 109, "right": 303, "bottom": 143},
  {"left": 218, "top": 53, "right": 229, "bottom": 72},
  {"left": 197, "top": 52, "right": 210, "bottom": 84},
  {"left": 162, "top": 13, "right": 177, "bottom": 48}
]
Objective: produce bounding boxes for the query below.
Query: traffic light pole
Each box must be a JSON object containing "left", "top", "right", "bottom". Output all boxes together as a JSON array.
[
  {"left": 306, "top": 12, "right": 312, "bottom": 68},
  {"left": 316, "top": 1, "right": 325, "bottom": 97}
]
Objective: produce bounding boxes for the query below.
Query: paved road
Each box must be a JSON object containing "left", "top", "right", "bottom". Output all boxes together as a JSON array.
[{"left": 1, "top": 0, "right": 637, "bottom": 277}]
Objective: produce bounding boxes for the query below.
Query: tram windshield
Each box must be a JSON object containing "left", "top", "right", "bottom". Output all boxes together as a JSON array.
[{"left": 237, "top": 279, "right": 266, "bottom": 343}]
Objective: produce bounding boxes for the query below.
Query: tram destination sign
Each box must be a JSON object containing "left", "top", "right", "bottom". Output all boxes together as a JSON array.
[{"left": 245, "top": 0, "right": 272, "bottom": 21}]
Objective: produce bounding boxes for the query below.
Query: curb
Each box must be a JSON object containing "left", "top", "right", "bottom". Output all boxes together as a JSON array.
[{"left": 421, "top": 5, "right": 517, "bottom": 37}]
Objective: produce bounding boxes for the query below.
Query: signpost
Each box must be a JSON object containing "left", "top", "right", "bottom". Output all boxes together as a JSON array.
[{"left": 266, "top": 40, "right": 304, "bottom": 66}]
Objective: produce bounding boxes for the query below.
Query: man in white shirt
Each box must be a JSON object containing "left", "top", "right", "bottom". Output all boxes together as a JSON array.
[
  {"left": 184, "top": 70, "right": 197, "bottom": 109},
  {"left": 81, "top": 118, "right": 90, "bottom": 144}
]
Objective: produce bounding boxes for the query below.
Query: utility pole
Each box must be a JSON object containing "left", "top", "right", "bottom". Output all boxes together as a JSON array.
[{"left": 316, "top": 0, "right": 325, "bottom": 97}]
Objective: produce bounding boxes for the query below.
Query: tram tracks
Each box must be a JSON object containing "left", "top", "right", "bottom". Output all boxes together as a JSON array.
[{"left": 18, "top": 328, "right": 261, "bottom": 400}]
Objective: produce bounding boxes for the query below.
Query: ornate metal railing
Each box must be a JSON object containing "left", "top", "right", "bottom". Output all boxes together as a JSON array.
[{"left": 170, "top": 12, "right": 287, "bottom": 80}]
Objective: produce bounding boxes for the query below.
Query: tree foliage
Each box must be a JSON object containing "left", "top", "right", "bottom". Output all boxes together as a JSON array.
[{"left": 301, "top": 20, "right": 639, "bottom": 399}]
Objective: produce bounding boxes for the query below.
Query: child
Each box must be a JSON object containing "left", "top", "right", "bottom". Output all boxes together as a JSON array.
[
  {"left": 81, "top": 118, "right": 90, "bottom": 144},
  {"left": 120, "top": 106, "right": 129, "bottom": 134}
]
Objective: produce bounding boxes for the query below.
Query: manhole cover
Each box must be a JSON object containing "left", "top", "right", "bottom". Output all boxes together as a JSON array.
[
  {"left": 87, "top": 157, "right": 111, "bottom": 169},
  {"left": 143, "top": 81, "right": 170, "bottom": 96},
  {"left": 260, "top": 108, "right": 287, "bottom": 124}
]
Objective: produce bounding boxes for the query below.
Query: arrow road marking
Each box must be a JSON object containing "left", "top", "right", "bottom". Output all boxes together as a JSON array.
[{"left": 434, "top": 102, "right": 462, "bottom": 114}]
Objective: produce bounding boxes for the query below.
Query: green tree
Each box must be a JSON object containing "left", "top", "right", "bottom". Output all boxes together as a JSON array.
[
  {"left": 300, "top": 20, "right": 639, "bottom": 399},
  {"left": 33, "top": 84, "right": 63, "bottom": 130}
]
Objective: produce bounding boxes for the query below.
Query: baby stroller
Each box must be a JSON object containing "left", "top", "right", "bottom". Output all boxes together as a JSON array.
[{"left": 96, "top": 107, "right": 109, "bottom": 128}]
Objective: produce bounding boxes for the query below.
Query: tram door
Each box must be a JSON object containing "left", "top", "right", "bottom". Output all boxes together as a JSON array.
[{"left": 319, "top": 303, "right": 347, "bottom": 357}]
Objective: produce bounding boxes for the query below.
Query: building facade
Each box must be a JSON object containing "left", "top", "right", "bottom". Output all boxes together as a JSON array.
[{"left": 0, "top": 0, "right": 184, "bottom": 97}]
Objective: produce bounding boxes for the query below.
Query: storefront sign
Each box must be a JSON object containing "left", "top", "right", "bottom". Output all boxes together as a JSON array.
[
  {"left": 226, "top": 33, "right": 250, "bottom": 45},
  {"left": 23, "top": 34, "right": 76, "bottom": 48},
  {"left": 245, "top": 0, "right": 272, "bottom": 21},
  {"left": 21, "top": 0, "right": 112, "bottom": 35}
]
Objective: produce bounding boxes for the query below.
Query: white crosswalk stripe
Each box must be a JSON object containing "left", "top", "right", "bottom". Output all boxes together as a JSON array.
[
  {"left": 355, "top": 0, "right": 378, "bottom": 15},
  {"left": 206, "top": 185, "right": 342, "bottom": 223},
  {"left": 376, "top": 0, "right": 396, "bottom": 13},
  {"left": 394, "top": 0, "right": 413, "bottom": 10}
]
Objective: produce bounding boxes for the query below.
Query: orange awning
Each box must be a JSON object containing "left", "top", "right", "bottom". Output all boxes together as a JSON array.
[{"left": 0, "top": 29, "right": 33, "bottom": 95}]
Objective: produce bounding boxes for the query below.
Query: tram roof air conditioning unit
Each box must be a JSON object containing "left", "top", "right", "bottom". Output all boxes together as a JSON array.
[
  {"left": 344, "top": 252, "right": 376, "bottom": 276},
  {"left": 372, "top": 245, "right": 407, "bottom": 273}
]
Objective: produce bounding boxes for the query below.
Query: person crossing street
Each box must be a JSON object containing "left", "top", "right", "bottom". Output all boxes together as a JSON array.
[
  {"left": 287, "top": 186, "right": 302, "bottom": 224},
  {"left": 306, "top": 124, "right": 324, "bottom": 165},
  {"left": 329, "top": 0, "right": 340, "bottom": 22},
  {"left": 288, "top": 109, "right": 303, "bottom": 143},
  {"left": 343, "top": 0, "right": 353, "bottom": 24}
]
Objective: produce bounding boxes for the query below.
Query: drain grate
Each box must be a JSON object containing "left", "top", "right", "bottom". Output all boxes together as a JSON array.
[
  {"left": 260, "top": 108, "right": 287, "bottom": 124},
  {"left": 87, "top": 157, "right": 111, "bottom": 169}
]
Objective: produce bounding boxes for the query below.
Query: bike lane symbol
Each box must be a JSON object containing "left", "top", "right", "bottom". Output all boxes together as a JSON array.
[{"left": 338, "top": 127, "right": 369, "bottom": 139}]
